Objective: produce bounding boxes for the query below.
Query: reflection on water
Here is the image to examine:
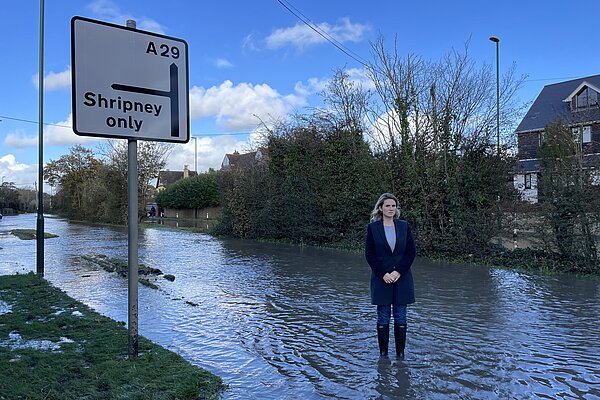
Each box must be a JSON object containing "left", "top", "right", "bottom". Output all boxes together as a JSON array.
[{"left": 1, "top": 214, "right": 600, "bottom": 399}]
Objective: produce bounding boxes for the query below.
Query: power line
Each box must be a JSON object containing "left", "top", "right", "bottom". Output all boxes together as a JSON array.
[
  {"left": 276, "top": 0, "right": 371, "bottom": 68},
  {"left": 275, "top": 2, "right": 591, "bottom": 87},
  {"left": 0, "top": 114, "right": 251, "bottom": 137},
  {"left": 0, "top": 115, "right": 71, "bottom": 129},
  {"left": 524, "top": 76, "right": 579, "bottom": 83}
]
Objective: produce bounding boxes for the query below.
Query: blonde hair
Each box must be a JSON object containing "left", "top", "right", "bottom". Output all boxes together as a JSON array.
[{"left": 370, "top": 193, "right": 400, "bottom": 222}]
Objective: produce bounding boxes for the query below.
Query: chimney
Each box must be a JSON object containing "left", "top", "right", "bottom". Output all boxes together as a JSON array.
[{"left": 183, "top": 165, "right": 189, "bottom": 178}]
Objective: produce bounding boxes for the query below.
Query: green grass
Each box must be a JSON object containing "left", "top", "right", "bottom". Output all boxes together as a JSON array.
[
  {"left": 10, "top": 229, "right": 59, "bottom": 240},
  {"left": 0, "top": 273, "right": 225, "bottom": 399}
]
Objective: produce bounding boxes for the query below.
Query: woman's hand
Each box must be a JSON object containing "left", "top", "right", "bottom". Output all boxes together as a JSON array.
[
  {"left": 383, "top": 273, "right": 395, "bottom": 284},
  {"left": 383, "top": 271, "right": 401, "bottom": 283}
]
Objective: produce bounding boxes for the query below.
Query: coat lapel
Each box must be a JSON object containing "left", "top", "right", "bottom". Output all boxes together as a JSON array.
[{"left": 392, "top": 220, "right": 407, "bottom": 256}]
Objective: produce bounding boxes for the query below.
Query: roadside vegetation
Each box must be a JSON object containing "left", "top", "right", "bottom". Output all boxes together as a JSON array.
[
  {"left": 0, "top": 273, "right": 224, "bottom": 399},
  {"left": 0, "top": 182, "right": 40, "bottom": 215},
  {"left": 43, "top": 141, "right": 171, "bottom": 224},
  {"left": 155, "top": 171, "right": 220, "bottom": 210},
  {"left": 38, "top": 37, "right": 599, "bottom": 275}
]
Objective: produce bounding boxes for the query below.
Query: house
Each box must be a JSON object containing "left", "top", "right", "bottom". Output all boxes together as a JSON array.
[
  {"left": 156, "top": 165, "right": 197, "bottom": 191},
  {"left": 220, "top": 148, "right": 269, "bottom": 171},
  {"left": 513, "top": 74, "right": 600, "bottom": 203}
]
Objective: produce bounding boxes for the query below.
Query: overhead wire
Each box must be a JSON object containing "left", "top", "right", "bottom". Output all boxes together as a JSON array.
[
  {"left": 276, "top": 0, "right": 371, "bottom": 69},
  {"left": 276, "top": 1, "right": 585, "bottom": 87},
  {"left": 0, "top": 114, "right": 250, "bottom": 137}
]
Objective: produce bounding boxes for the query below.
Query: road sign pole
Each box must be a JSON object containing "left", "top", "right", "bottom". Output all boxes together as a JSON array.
[
  {"left": 71, "top": 15, "right": 189, "bottom": 359},
  {"left": 126, "top": 19, "right": 139, "bottom": 359}
]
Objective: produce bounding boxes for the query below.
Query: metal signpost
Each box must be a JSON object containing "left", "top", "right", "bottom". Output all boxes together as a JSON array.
[{"left": 71, "top": 16, "right": 189, "bottom": 358}]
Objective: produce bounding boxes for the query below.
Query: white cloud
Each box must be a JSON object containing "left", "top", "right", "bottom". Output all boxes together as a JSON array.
[
  {"left": 166, "top": 135, "right": 251, "bottom": 172},
  {"left": 31, "top": 67, "right": 71, "bottom": 90},
  {"left": 294, "top": 77, "right": 329, "bottom": 97},
  {"left": 88, "top": 0, "right": 166, "bottom": 33},
  {"left": 189, "top": 80, "right": 306, "bottom": 130},
  {"left": 242, "top": 34, "right": 259, "bottom": 53},
  {"left": 345, "top": 67, "right": 376, "bottom": 90},
  {"left": 4, "top": 130, "right": 38, "bottom": 148},
  {"left": 214, "top": 58, "right": 233, "bottom": 69},
  {"left": 45, "top": 114, "right": 99, "bottom": 146},
  {"left": 0, "top": 154, "right": 38, "bottom": 189},
  {"left": 3, "top": 114, "right": 99, "bottom": 148},
  {"left": 294, "top": 67, "right": 374, "bottom": 97},
  {"left": 266, "top": 17, "right": 369, "bottom": 50}
]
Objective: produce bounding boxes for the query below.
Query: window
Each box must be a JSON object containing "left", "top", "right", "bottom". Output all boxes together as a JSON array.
[
  {"left": 583, "top": 126, "right": 591, "bottom": 143},
  {"left": 572, "top": 126, "right": 592, "bottom": 143},
  {"left": 575, "top": 87, "right": 599, "bottom": 109},
  {"left": 524, "top": 173, "right": 532, "bottom": 189}
]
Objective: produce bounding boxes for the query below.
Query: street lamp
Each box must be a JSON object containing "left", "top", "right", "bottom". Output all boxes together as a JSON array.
[
  {"left": 489, "top": 35, "right": 500, "bottom": 156},
  {"left": 37, "top": 0, "right": 45, "bottom": 276},
  {"left": 192, "top": 136, "right": 197, "bottom": 172}
]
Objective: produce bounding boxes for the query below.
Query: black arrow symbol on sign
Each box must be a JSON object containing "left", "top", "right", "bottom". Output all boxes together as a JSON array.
[{"left": 112, "top": 63, "right": 179, "bottom": 137}]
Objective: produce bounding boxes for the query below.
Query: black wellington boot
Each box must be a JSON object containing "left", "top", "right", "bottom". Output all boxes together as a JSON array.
[
  {"left": 377, "top": 324, "right": 389, "bottom": 356},
  {"left": 394, "top": 323, "right": 407, "bottom": 358}
]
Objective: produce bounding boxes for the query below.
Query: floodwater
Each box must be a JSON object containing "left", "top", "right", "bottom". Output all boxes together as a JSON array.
[{"left": 1, "top": 214, "right": 600, "bottom": 399}]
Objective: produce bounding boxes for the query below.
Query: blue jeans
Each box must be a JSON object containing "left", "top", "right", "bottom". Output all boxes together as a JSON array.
[{"left": 377, "top": 304, "right": 407, "bottom": 325}]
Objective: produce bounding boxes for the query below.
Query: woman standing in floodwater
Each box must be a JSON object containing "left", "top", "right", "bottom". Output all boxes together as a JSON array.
[{"left": 365, "top": 193, "right": 416, "bottom": 358}]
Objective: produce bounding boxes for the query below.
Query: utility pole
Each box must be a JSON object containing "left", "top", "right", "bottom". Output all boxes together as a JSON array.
[{"left": 36, "top": 0, "right": 45, "bottom": 276}]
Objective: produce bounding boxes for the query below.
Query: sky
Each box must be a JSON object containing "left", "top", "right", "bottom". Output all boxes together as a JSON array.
[{"left": 2, "top": 0, "right": 600, "bottom": 192}]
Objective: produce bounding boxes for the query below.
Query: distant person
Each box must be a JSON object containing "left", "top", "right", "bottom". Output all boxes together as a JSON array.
[{"left": 365, "top": 193, "right": 416, "bottom": 358}]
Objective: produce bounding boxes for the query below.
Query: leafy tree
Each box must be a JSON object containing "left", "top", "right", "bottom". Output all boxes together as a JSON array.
[
  {"left": 537, "top": 121, "right": 599, "bottom": 271},
  {"left": 156, "top": 171, "right": 220, "bottom": 209},
  {"left": 102, "top": 140, "right": 171, "bottom": 221},
  {"left": 44, "top": 141, "right": 170, "bottom": 224},
  {"left": 43, "top": 145, "right": 102, "bottom": 219},
  {"left": 216, "top": 98, "right": 383, "bottom": 246},
  {"left": 0, "top": 182, "right": 20, "bottom": 211}
]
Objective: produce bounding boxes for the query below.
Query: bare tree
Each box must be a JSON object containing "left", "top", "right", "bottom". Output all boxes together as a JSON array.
[
  {"left": 363, "top": 35, "right": 526, "bottom": 252},
  {"left": 101, "top": 140, "right": 173, "bottom": 218}
]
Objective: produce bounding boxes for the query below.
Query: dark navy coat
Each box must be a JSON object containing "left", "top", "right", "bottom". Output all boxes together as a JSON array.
[{"left": 365, "top": 219, "right": 416, "bottom": 305}]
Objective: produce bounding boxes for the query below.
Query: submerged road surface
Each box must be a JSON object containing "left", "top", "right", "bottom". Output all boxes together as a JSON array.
[{"left": 1, "top": 214, "right": 599, "bottom": 399}]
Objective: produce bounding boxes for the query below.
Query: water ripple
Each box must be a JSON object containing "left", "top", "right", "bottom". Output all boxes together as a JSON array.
[{"left": 1, "top": 214, "right": 599, "bottom": 399}]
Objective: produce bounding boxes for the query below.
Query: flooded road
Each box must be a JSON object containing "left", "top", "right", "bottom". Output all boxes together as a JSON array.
[{"left": 1, "top": 214, "right": 600, "bottom": 399}]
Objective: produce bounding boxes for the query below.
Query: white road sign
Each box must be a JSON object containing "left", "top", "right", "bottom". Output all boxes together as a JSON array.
[{"left": 71, "top": 16, "right": 189, "bottom": 142}]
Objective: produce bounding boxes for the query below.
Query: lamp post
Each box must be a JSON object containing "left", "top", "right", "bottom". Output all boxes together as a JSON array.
[
  {"left": 37, "top": 0, "right": 45, "bottom": 276},
  {"left": 192, "top": 136, "right": 197, "bottom": 172},
  {"left": 489, "top": 35, "right": 500, "bottom": 156}
]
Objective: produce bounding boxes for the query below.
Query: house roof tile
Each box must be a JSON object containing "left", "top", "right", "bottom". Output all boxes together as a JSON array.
[
  {"left": 516, "top": 74, "right": 600, "bottom": 133},
  {"left": 157, "top": 170, "right": 197, "bottom": 188}
]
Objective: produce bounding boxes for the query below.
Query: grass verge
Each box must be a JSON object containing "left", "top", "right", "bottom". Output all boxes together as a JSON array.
[{"left": 0, "top": 273, "right": 225, "bottom": 399}]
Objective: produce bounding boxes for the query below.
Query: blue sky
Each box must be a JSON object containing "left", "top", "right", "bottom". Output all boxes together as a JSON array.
[{"left": 1, "top": 0, "right": 600, "bottom": 191}]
